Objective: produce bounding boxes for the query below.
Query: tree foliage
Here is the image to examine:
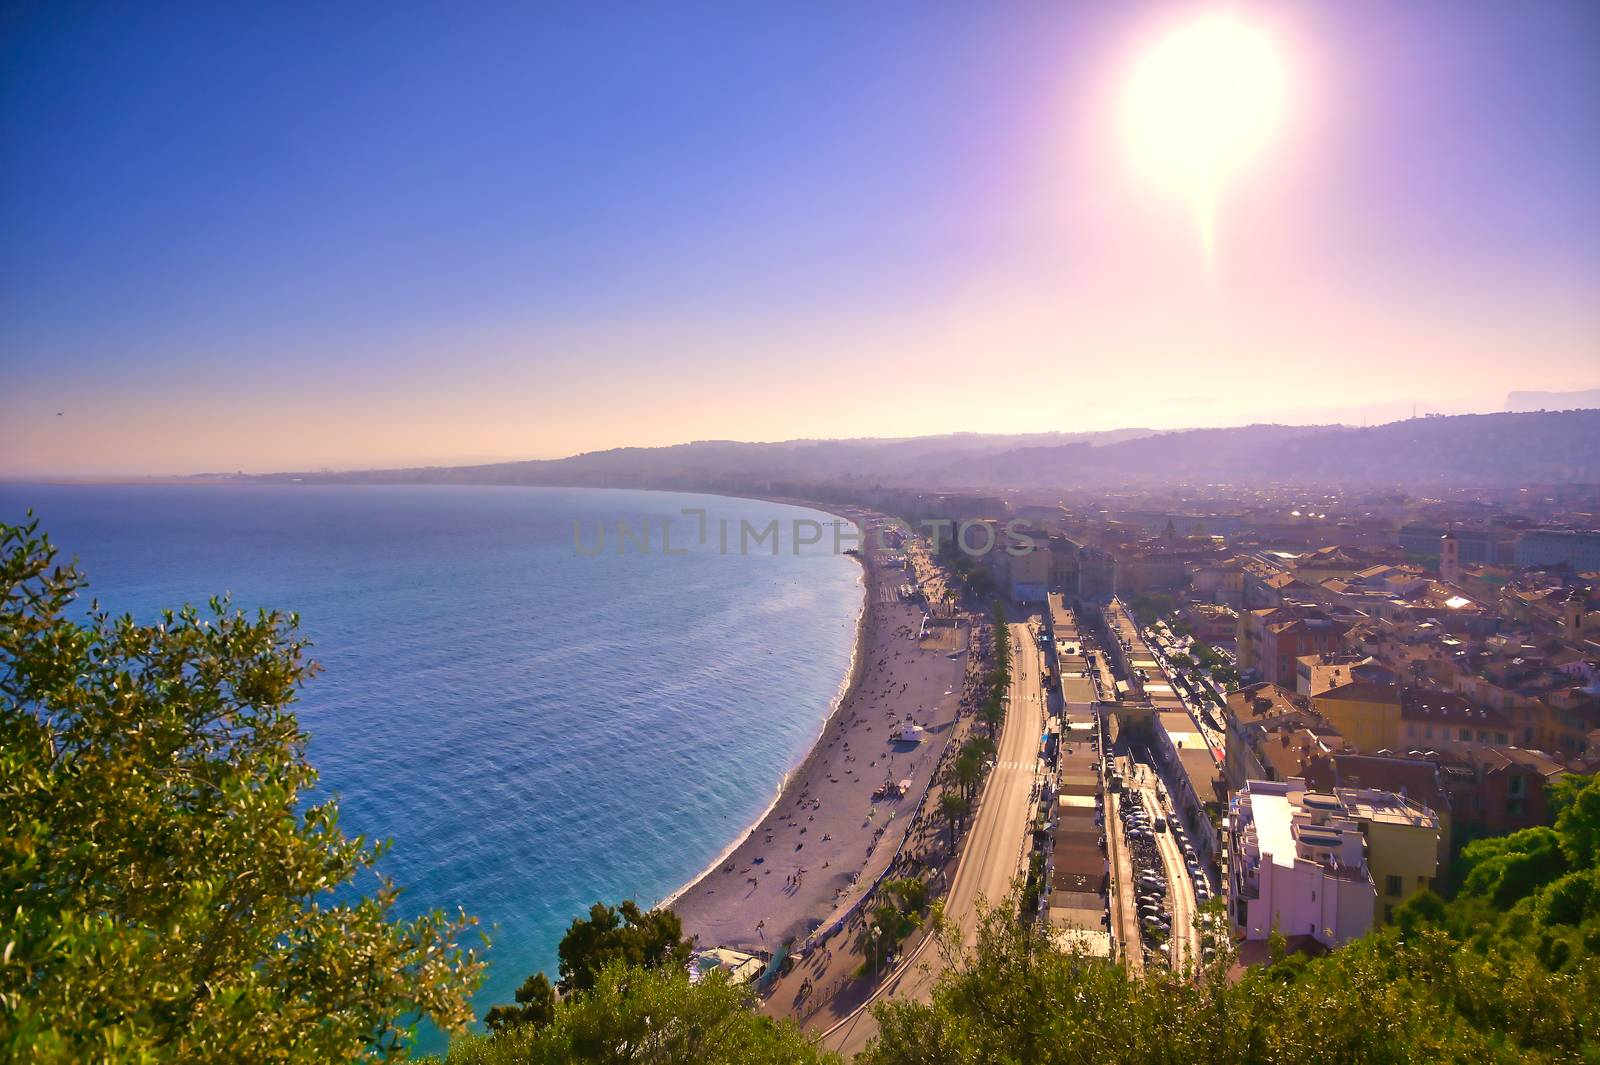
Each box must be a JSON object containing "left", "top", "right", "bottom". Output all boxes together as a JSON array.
[
  {"left": 482, "top": 898, "right": 692, "bottom": 1035},
  {"left": 484, "top": 973, "right": 556, "bottom": 1036},
  {"left": 938, "top": 791, "right": 970, "bottom": 850},
  {"left": 555, "top": 900, "right": 692, "bottom": 995},
  {"left": 0, "top": 519, "right": 484, "bottom": 1063},
  {"left": 444, "top": 962, "right": 835, "bottom": 1065}
]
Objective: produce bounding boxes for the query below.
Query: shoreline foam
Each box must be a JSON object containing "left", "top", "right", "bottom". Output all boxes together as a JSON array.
[
  {"left": 668, "top": 502, "right": 968, "bottom": 952},
  {"left": 654, "top": 519, "right": 869, "bottom": 911}
]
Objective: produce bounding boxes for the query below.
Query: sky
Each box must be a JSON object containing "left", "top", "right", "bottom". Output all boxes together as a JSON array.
[{"left": 2, "top": 0, "right": 1598, "bottom": 476}]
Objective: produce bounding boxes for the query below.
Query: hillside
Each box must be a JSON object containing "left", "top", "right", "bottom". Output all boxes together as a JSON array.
[
  {"left": 250, "top": 410, "right": 1600, "bottom": 491},
  {"left": 939, "top": 410, "right": 1600, "bottom": 487}
]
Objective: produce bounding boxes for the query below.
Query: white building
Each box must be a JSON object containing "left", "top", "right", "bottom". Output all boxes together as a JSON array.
[{"left": 1227, "top": 778, "right": 1376, "bottom": 949}]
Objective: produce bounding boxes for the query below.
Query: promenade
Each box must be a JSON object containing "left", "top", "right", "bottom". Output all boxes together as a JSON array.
[{"left": 815, "top": 618, "right": 1046, "bottom": 1057}]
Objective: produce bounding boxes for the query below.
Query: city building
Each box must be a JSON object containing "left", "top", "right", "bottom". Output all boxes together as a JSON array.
[
  {"left": 1515, "top": 529, "right": 1600, "bottom": 573},
  {"left": 1227, "top": 779, "right": 1378, "bottom": 949},
  {"left": 1241, "top": 609, "right": 1351, "bottom": 689},
  {"left": 1003, "top": 540, "right": 1052, "bottom": 602},
  {"left": 1334, "top": 787, "right": 1442, "bottom": 923},
  {"left": 1182, "top": 602, "right": 1239, "bottom": 643},
  {"left": 1398, "top": 687, "right": 1516, "bottom": 750},
  {"left": 1295, "top": 652, "right": 1396, "bottom": 697},
  {"left": 1312, "top": 682, "right": 1403, "bottom": 751},
  {"left": 1077, "top": 547, "right": 1117, "bottom": 602},
  {"left": 1224, "top": 683, "right": 1335, "bottom": 792}
]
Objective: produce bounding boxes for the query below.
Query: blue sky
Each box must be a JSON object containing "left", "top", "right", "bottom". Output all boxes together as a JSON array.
[{"left": 3, "top": 1, "right": 1598, "bottom": 474}]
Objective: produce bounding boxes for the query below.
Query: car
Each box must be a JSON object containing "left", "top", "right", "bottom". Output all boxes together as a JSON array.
[{"left": 1153, "top": 817, "right": 1167, "bottom": 832}]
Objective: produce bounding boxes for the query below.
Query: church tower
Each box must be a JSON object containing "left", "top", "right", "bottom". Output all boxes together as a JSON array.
[{"left": 1439, "top": 532, "right": 1461, "bottom": 584}]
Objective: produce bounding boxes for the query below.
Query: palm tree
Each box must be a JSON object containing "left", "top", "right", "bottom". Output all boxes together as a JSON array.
[
  {"left": 950, "top": 749, "right": 984, "bottom": 804},
  {"left": 979, "top": 694, "right": 1005, "bottom": 736},
  {"left": 939, "top": 791, "right": 970, "bottom": 852}
]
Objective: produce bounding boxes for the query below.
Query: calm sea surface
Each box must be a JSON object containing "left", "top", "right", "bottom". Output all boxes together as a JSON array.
[{"left": 0, "top": 483, "right": 861, "bottom": 1051}]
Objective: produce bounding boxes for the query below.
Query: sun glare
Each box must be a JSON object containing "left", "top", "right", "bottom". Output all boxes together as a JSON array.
[{"left": 1123, "top": 13, "right": 1287, "bottom": 265}]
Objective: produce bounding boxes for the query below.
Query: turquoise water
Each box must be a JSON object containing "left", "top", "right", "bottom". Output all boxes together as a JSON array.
[{"left": 0, "top": 483, "right": 861, "bottom": 1051}]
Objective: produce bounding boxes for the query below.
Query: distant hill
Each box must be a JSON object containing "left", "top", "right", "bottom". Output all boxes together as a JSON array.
[
  {"left": 1505, "top": 388, "right": 1600, "bottom": 413},
  {"left": 934, "top": 411, "right": 1600, "bottom": 487},
  {"left": 249, "top": 429, "right": 1156, "bottom": 490},
  {"left": 249, "top": 410, "right": 1600, "bottom": 492}
]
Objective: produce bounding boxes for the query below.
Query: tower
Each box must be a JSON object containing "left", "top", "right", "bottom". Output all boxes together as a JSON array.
[{"left": 1439, "top": 532, "right": 1461, "bottom": 584}]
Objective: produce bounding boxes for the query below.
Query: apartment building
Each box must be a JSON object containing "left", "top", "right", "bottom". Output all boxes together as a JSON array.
[
  {"left": 1335, "top": 787, "right": 1442, "bottom": 924},
  {"left": 1238, "top": 606, "right": 1350, "bottom": 687},
  {"left": 1227, "top": 779, "right": 1378, "bottom": 949}
]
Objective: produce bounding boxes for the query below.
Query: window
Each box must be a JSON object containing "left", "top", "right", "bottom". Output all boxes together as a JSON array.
[
  {"left": 1386, "top": 874, "right": 1403, "bottom": 897},
  {"left": 1385, "top": 904, "right": 1394, "bottom": 922}
]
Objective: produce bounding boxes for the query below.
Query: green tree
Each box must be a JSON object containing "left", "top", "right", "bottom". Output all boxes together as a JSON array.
[
  {"left": 0, "top": 519, "right": 483, "bottom": 1063},
  {"left": 939, "top": 791, "right": 970, "bottom": 852},
  {"left": 554, "top": 900, "right": 692, "bottom": 995},
  {"left": 483, "top": 972, "right": 555, "bottom": 1035},
  {"left": 443, "top": 962, "right": 835, "bottom": 1065},
  {"left": 1552, "top": 772, "right": 1600, "bottom": 865},
  {"left": 978, "top": 692, "right": 1005, "bottom": 735},
  {"left": 948, "top": 746, "right": 985, "bottom": 804},
  {"left": 883, "top": 876, "right": 929, "bottom": 915}
]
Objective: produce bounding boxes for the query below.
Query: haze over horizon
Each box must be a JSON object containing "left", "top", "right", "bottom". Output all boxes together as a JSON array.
[{"left": 4, "top": 2, "right": 1598, "bottom": 477}]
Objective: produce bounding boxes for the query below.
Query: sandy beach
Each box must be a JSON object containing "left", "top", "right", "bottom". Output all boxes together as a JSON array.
[{"left": 669, "top": 507, "right": 969, "bottom": 953}]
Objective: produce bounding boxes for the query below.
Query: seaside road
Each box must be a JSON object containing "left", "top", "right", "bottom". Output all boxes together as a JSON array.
[{"left": 819, "top": 620, "right": 1044, "bottom": 1058}]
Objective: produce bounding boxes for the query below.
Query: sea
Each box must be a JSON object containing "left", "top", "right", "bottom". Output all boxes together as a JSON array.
[{"left": 0, "top": 483, "right": 862, "bottom": 1052}]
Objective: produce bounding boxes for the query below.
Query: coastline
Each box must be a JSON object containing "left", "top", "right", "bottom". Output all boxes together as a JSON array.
[
  {"left": 669, "top": 501, "right": 969, "bottom": 953},
  {"left": 654, "top": 521, "right": 871, "bottom": 912}
]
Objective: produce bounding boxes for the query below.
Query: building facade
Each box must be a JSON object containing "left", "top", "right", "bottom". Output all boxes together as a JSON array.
[{"left": 1227, "top": 779, "right": 1378, "bottom": 949}]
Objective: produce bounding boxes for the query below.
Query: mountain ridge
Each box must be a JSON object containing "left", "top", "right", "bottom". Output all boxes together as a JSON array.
[{"left": 241, "top": 410, "right": 1600, "bottom": 490}]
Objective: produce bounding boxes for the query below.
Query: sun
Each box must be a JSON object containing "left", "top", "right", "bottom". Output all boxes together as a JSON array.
[{"left": 1123, "top": 12, "right": 1287, "bottom": 264}]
